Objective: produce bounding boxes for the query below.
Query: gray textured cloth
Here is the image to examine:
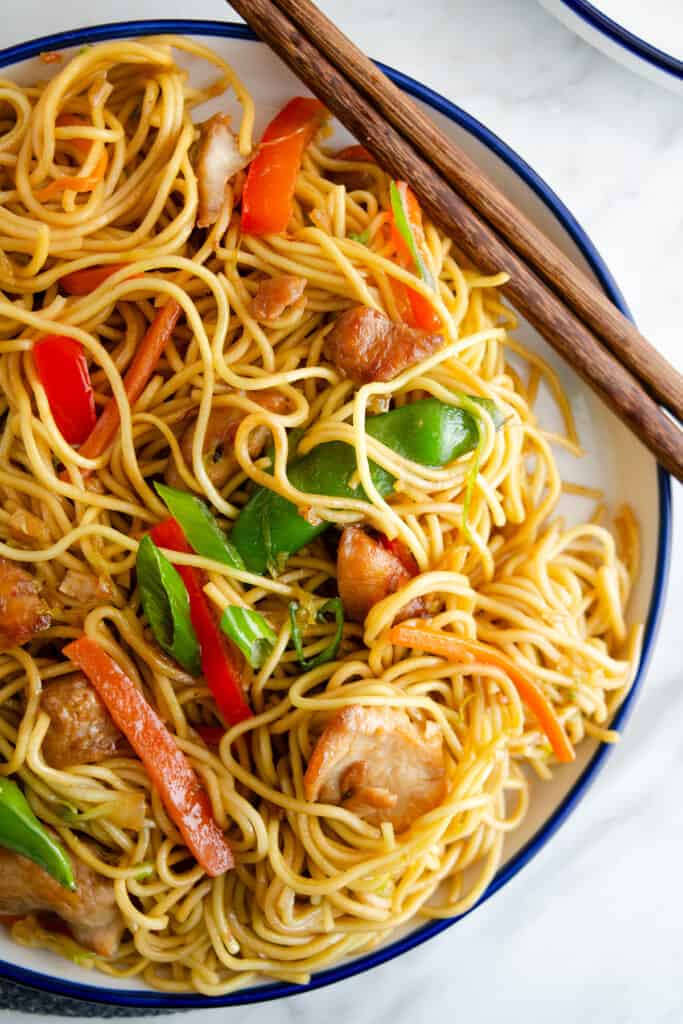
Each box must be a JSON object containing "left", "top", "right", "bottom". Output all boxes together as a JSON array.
[{"left": 0, "top": 978, "right": 174, "bottom": 1016}]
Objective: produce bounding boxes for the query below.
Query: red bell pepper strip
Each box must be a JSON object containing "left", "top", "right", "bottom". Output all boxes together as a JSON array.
[
  {"left": 63, "top": 636, "right": 233, "bottom": 876},
  {"left": 194, "top": 724, "right": 225, "bottom": 747},
  {"left": 388, "top": 624, "right": 575, "bottom": 763},
  {"left": 60, "top": 263, "right": 129, "bottom": 296},
  {"left": 150, "top": 517, "right": 252, "bottom": 725},
  {"left": 241, "top": 97, "right": 327, "bottom": 236},
  {"left": 388, "top": 181, "right": 442, "bottom": 333},
  {"left": 33, "top": 335, "right": 96, "bottom": 445}
]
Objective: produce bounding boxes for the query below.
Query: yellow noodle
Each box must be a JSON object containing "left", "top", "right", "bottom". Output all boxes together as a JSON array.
[{"left": 0, "top": 38, "right": 640, "bottom": 995}]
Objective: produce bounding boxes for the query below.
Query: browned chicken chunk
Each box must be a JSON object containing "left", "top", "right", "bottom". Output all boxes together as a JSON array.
[
  {"left": 196, "top": 113, "right": 249, "bottom": 228},
  {"left": 40, "top": 673, "right": 125, "bottom": 770},
  {"left": 304, "top": 705, "right": 447, "bottom": 833},
  {"left": 324, "top": 306, "right": 442, "bottom": 385},
  {"left": 251, "top": 274, "right": 306, "bottom": 322},
  {"left": 165, "top": 390, "right": 289, "bottom": 491},
  {"left": 337, "top": 527, "right": 425, "bottom": 624},
  {"left": 0, "top": 559, "right": 51, "bottom": 652},
  {"left": 0, "top": 845, "right": 125, "bottom": 956},
  {"left": 58, "top": 570, "right": 115, "bottom": 606},
  {"left": 6, "top": 508, "right": 50, "bottom": 547}
]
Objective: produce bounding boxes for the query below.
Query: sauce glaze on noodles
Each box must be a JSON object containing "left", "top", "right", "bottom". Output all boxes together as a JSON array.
[{"left": 0, "top": 37, "right": 640, "bottom": 994}]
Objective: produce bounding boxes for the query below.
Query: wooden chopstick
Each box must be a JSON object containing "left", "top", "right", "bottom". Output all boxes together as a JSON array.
[
  {"left": 271, "top": 0, "right": 683, "bottom": 427},
  {"left": 228, "top": 0, "right": 683, "bottom": 482}
]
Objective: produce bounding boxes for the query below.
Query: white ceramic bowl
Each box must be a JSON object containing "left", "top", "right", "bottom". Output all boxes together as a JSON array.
[
  {"left": 0, "top": 19, "right": 672, "bottom": 1011},
  {"left": 540, "top": 0, "right": 683, "bottom": 93}
]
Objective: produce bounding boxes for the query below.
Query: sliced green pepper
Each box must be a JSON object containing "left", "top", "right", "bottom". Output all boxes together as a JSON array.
[
  {"left": 0, "top": 778, "right": 75, "bottom": 890},
  {"left": 231, "top": 397, "right": 503, "bottom": 573}
]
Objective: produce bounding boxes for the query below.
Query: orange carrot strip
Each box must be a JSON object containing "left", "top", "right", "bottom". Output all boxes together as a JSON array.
[
  {"left": 388, "top": 624, "right": 575, "bottom": 763},
  {"left": 63, "top": 636, "right": 233, "bottom": 876},
  {"left": 77, "top": 299, "right": 181, "bottom": 462},
  {"left": 54, "top": 113, "right": 92, "bottom": 155},
  {"left": 388, "top": 183, "right": 442, "bottom": 333},
  {"left": 36, "top": 151, "right": 107, "bottom": 201}
]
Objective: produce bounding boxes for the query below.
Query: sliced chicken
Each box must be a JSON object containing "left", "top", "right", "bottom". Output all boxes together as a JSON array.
[
  {"left": 58, "top": 569, "right": 115, "bottom": 606},
  {"left": 304, "top": 705, "right": 447, "bottom": 833},
  {"left": 0, "top": 559, "right": 51, "bottom": 652},
  {"left": 196, "top": 113, "right": 250, "bottom": 229},
  {"left": 6, "top": 508, "right": 50, "bottom": 547},
  {"left": 165, "top": 389, "right": 289, "bottom": 491},
  {"left": 251, "top": 274, "right": 306, "bottom": 322},
  {"left": 337, "top": 527, "right": 425, "bottom": 624},
  {"left": 324, "top": 306, "right": 442, "bottom": 385},
  {"left": 0, "top": 844, "right": 124, "bottom": 956},
  {"left": 40, "top": 673, "right": 126, "bottom": 770}
]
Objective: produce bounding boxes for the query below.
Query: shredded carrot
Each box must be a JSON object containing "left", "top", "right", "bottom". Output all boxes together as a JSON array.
[
  {"left": 36, "top": 113, "right": 107, "bottom": 201},
  {"left": 40, "top": 52, "right": 62, "bottom": 64},
  {"left": 36, "top": 152, "right": 107, "bottom": 201},
  {"left": 77, "top": 299, "right": 181, "bottom": 463},
  {"left": 63, "top": 636, "right": 233, "bottom": 876},
  {"left": 54, "top": 113, "right": 92, "bottom": 155},
  {"left": 387, "top": 182, "right": 442, "bottom": 333},
  {"left": 388, "top": 624, "right": 575, "bottom": 763}
]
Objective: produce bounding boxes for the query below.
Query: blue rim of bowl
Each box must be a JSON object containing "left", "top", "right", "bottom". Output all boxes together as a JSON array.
[
  {"left": 0, "top": 18, "right": 672, "bottom": 1010},
  {"left": 558, "top": 0, "right": 683, "bottom": 81}
]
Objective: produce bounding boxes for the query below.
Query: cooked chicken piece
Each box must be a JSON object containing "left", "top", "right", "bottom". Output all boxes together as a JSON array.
[
  {"left": 196, "top": 113, "right": 250, "bottom": 229},
  {"left": 251, "top": 274, "right": 306, "bottom": 322},
  {"left": 324, "top": 306, "right": 442, "bottom": 385},
  {"left": 40, "top": 673, "right": 126, "bottom": 770},
  {"left": 6, "top": 508, "right": 50, "bottom": 547},
  {"left": 58, "top": 569, "right": 114, "bottom": 606},
  {"left": 0, "top": 844, "right": 124, "bottom": 956},
  {"left": 337, "top": 527, "right": 425, "bottom": 624},
  {"left": 304, "top": 705, "right": 447, "bottom": 833},
  {"left": 0, "top": 559, "right": 51, "bottom": 652},
  {"left": 165, "top": 389, "right": 289, "bottom": 491}
]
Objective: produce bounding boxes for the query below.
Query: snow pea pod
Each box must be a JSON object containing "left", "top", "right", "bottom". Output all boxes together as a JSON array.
[
  {"left": 230, "top": 397, "right": 502, "bottom": 574},
  {"left": 0, "top": 778, "right": 75, "bottom": 890}
]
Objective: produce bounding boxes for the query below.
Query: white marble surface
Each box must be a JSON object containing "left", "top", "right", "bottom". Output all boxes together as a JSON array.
[{"left": 0, "top": 0, "right": 681, "bottom": 1020}]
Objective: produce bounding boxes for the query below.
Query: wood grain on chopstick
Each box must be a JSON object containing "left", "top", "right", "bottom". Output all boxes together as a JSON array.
[
  {"left": 272, "top": 0, "right": 683, "bottom": 426},
  {"left": 228, "top": 0, "right": 683, "bottom": 482}
]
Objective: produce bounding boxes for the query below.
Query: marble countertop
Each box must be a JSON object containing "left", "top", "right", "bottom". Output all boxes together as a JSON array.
[{"left": 0, "top": 1, "right": 681, "bottom": 1020}]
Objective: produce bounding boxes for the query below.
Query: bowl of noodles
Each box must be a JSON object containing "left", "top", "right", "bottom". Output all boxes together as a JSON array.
[{"left": 0, "top": 19, "right": 671, "bottom": 1011}]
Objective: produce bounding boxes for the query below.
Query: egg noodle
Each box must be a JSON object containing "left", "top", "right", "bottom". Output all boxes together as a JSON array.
[{"left": 0, "top": 37, "right": 640, "bottom": 994}]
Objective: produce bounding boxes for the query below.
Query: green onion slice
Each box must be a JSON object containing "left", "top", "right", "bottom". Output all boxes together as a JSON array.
[
  {"left": 288, "top": 597, "right": 344, "bottom": 670},
  {"left": 389, "top": 180, "right": 435, "bottom": 289}
]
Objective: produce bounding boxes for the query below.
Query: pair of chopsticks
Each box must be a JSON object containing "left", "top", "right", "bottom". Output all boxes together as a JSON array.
[{"left": 229, "top": 0, "right": 683, "bottom": 482}]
